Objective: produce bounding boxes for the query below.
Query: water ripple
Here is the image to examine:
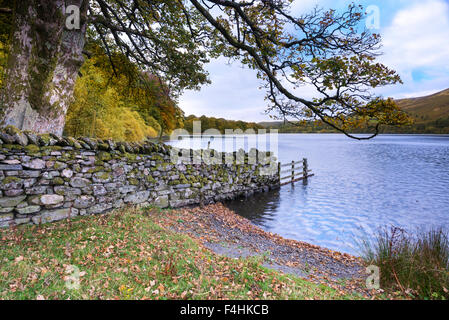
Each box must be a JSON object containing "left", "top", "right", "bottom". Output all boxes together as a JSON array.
[{"left": 169, "top": 134, "right": 449, "bottom": 256}]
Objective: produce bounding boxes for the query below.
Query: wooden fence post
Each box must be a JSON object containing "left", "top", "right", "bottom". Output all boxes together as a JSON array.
[
  {"left": 303, "top": 158, "right": 308, "bottom": 180},
  {"left": 291, "top": 160, "right": 295, "bottom": 184},
  {"left": 278, "top": 162, "right": 281, "bottom": 184}
]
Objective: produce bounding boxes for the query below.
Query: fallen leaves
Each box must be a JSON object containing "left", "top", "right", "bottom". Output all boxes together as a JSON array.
[
  {"left": 154, "top": 203, "right": 373, "bottom": 297},
  {"left": 0, "top": 204, "right": 380, "bottom": 300}
]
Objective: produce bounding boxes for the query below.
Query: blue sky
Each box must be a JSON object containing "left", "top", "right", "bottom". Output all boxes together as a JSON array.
[{"left": 179, "top": 0, "right": 449, "bottom": 122}]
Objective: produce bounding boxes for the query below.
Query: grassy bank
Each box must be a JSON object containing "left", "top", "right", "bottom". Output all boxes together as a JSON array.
[
  {"left": 0, "top": 206, "right": 361, "bottom": 300},
  {"left": 362, "top": 227, "right": 449, "bottom": 300}
]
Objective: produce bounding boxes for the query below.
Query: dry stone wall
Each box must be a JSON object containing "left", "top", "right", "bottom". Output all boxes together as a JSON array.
[{"left": 0, "top": 126, "right": 280, "bottom": 227}]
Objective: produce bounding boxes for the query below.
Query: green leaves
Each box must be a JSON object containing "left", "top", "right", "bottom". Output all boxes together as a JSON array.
[
  {"left": 187, "top": 1, "right": 409, "bottom": 139},
  {"left": 90, "top": 0, "right": 217, "bottom": 94}
]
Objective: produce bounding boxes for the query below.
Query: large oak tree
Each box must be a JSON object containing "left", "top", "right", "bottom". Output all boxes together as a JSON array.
[{"left": 0, "top": 0, "right": 409, "bottom": 138}]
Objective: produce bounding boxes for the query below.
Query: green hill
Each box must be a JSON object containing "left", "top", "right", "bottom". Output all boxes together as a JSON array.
[
  {"left": 258, "top": 88, "right": 449, "bottom": 134},
  {"left": 396, "top": 88, "right": 449, "bottom": 124}
]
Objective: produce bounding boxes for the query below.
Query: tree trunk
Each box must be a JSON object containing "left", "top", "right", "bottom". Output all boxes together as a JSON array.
[{"left": 0, "top": 0, "right": 89, "bottom": 135}]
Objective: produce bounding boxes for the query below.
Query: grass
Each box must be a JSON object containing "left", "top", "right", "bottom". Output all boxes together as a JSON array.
[
  {"left": 361, "top": 226, "right": 449, "bottom": 300},
  {"left": 0, "top": 206, "right": 362, "bottom": 300}
]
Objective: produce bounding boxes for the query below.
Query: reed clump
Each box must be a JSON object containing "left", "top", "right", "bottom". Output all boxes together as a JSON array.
[{"left": 362, "top": 226, "right": 449, "bottom": 300}]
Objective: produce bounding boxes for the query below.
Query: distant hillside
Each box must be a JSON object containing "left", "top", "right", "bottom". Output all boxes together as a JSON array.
[
  {"left": 396, "top": 88, "right": 449, "bottom": 123},
  {"left": 258, "top": 88, "right": 449, "bottom": 134}
]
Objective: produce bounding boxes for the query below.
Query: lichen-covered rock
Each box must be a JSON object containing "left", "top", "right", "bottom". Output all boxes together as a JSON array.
[
  {"left": 13, "top": 131, "right": 29, "bottom": 146},
  {"left": 16, "top": 205, "right": 41, "bottom": 215},
  {"left": 98, "top": 151, "right": 112, "bottom": 161},
  {"left": 93, "top": 172, "right": 112, "bottom": 183},
  {"left": 52, "top": 177, "right": 65, "bottom": 185},
  {"left": 88, "top": 203, "right": 113, "bottom": 214},
  {"left": 119, "top": 185, "right": 138, "bottom": 194},
  {"left": 24, "top": 132, "right": 39, "bottom": 145},
  {"left": 0, "top": 195, "right": 27, "bottom": 207},
  {"left": 0, "top": 207, "right": 14, "bottom": 213},
  {"left": 0, "top": 213, "right": 13, "bottom": 222},
  {"left": 91, "top": 184, "right": 106, "bottom": 196},
  {"left": 61, "top": 169, "right": 73, "bottom": 178},
  {"left": 14, "top": 217, "right": 31, "bottom": 225},
  {"left": 0, "top": 176, "right": 24, "bottom": 190},
  {"left": 170, "top": 199, "right": 194, "bottom": 208},
  {"left": 124, "top": 191, "right": 150, "bottom": 204},
  {"left": 154, "top": 195, "right": 169, "bottom": 208},
  {"left": 32, "top": 208, "right": 74, "bottom": 224},
  {"left": 20, "top": 171, "right": 41, "bottom": 178},
  {"left": 22, "top": 158, "right": 46, "bottom": 170},
  {"left": 2, "top": 159, "right": 20, "bottom": 165},
  {"left": 4, "top": 189, "right": 24, "bottom": 197},
  {"left": 70, "top": 177, "right": 90, "bottom": 188},
  {"left": 53, "top": 161, "right": 68, "bottom": 170},
  {"left": 74, "top": 195, "right": 95, "bottom": 209},
  {"left": 38, "top": 134, "right": 58, "bottom": 147},
  {"left": 40, "top": 194, "right": 64, "bottom": 205},
  {"left": 66, "top": 137, "right": 82, "bottom": 149},
  {"left": 54, "top": 186, "right": 82, "bottom": 197},
  {"left": 0, "top": 164, "right": 23, "bottom": 171},
  {"left": 0, "top": 129, "right": 280, "bottom": 228},
  {"left": 25, "top": 186, "right": 47, "bottom": 195},
  {"left": 0, "top": 133, "right": 15, "bottom": 144}
]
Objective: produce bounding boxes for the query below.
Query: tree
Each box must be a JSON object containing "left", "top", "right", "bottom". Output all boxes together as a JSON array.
[
  {"left": 0, "top": 1, "right": 89, "bottom": 134},
  {"left": 0, "top": 0, "right": 214, "bottom": 135},
  {"left": 187, "top": 0, "right": 410, "bottom": 140},
  {"left": 0, "top": 1, "right": 410, "bottom": 139},
  {"left": 64, "top": 43, "right": 162, "bottom": 141},
  {"left": 64, "top": 42, "right": 183, "bottom": 140}
]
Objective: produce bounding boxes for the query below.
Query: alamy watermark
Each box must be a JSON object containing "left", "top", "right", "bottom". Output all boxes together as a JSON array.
[
  {"left": 65, "top": 5, "right": 80, "bottom": 30},
  {"left": 366, "top": 5, "right": 381, "bottom": 30},
  {"left": 366, "top": 265, "right": 380, "bottom": 290},
  {"left": 64, "top": 4, "right": 381, "bottom": 31},
  {"left": 169, "top": 121, "right": 279, "bottom": 176},
  {"left": 64, "top": 265, "right": 81, "bottom": 290}
]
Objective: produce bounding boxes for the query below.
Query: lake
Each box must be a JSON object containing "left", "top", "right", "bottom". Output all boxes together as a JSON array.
[{"left": 167, "top": 134, "right": 449, "bottom": 256}]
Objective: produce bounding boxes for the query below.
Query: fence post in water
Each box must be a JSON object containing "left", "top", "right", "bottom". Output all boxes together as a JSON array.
[
  {"left": 303, "top": 158, "right": 308, "bottom": 180},
  {"left": 291, "top": 160, "right": 295, "bottom": 184},
  {"left": 278, "top": 162, "right": 281, "bottom": 184}
]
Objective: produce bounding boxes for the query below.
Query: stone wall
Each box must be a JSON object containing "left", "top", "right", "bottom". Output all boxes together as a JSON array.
[{"left": 0, "top": 126, "right": 279, "bottom": 227}]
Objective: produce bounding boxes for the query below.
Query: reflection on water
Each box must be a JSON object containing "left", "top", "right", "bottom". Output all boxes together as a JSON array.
[
  {"left": 224, "top": 188, "right": 281, "bottom": 227},
  {"left": 168, "top": 134, "right": 449, "bottom": 256}
]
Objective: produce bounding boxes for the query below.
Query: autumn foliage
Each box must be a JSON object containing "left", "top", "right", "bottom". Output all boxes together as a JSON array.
[
  {"left": 64, "top": 43, "right": 184, "bottom": 142},
  {"left": 0, "top": 206, "right": 361, "bottom": 300}
]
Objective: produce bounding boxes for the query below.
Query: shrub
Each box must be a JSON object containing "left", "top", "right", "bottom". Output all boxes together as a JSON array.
[{"left": 362, "top": 226, "right": 449, "bottom": 300}]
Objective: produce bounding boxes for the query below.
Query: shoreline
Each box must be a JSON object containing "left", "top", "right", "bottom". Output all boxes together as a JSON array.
[
  {"left": 0, "top": 204, "right": 372, "bottom": 300},
  {"left": 154, "top": 203, "right": 375, "bottom": 296}
]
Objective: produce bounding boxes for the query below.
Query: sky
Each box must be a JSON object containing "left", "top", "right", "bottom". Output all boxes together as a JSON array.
[{"left": 178, "top": 0, "right": 449, "bottom": 122}]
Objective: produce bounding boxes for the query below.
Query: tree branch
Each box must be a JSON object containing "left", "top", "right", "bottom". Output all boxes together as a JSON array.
[{"left": 0, "top": 8, "right": 12, "bottom": 14}]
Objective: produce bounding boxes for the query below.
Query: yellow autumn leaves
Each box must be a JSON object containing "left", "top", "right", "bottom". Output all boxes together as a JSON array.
[{"left": 64, "top": 49, "right": 160, "bottom": 142}]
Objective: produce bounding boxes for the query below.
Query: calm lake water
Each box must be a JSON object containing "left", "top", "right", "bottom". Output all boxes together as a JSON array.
[{"left": 168, "top": 134, "right": 449, "bottom": 255}]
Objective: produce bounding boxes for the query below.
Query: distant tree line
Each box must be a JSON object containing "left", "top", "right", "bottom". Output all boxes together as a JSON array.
[
  {"left": 261, "top": 118, "right": 449, "bottom": 135},
  {"left": 183, "top": 115, "right": 264, "bottom": 134}
]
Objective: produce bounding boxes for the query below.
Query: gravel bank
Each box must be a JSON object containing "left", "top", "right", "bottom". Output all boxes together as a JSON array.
[{"left": 156, "top": 203, "right": 370, "bottom": 295}]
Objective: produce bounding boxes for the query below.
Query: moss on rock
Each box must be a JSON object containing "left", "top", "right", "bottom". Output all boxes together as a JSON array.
[{"left": 97, "top": 151, "right": 112, "bottom": 162}]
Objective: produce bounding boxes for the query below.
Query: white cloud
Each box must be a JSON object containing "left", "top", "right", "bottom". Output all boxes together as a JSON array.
[
  {"left": 383, "top": 0, "right": 449, "bottom": 68},
  {"left": 179, "top": 57, "right": 269, "bottom": 121},
  {"left": 179, "top": 0, "right": 449, "bottom": 121},
  {"left": 378, "top": 0, "right": 449, "bottom": 98}
]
